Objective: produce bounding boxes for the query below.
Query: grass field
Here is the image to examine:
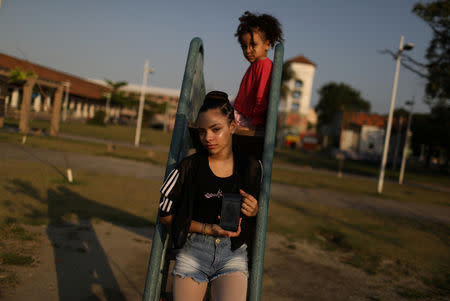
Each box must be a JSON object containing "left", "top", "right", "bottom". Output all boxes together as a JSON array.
[
  {"left": 271, "top": 167, "right": 450, "bottom": 207},
  {"left": 268, "top": 198, "right": 450, "bottom": 297},
  {"left": 1, "top": 153, "right": 450, "bottom": 297},
  {"left": 0, "top": 159, "right": 160, "bottom": 227},
  {"left": 274, "top": 148, "right": 450, "bottom": 188},
  {"left": 0, "top": 158, "right": 161, "bottom": 293},
  {"left": 0, "top": 131, "right": 169, "bottom": 166},
  {"left": 5, "top": 118, "right": 449, "bottom": 189},
  {"left": 4, "top": 118, "right": 172, "bottom": 147},
  {"left": 1, "top": 129, "right": 448, "bottom": 208},
  {"left": 2, "top": 119, "right": 450, "bottom": 298}
]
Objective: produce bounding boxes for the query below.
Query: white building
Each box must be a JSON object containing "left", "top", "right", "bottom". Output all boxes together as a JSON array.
[
  {"left": 280, "top": 55, "right": 316, "bottom": 115},
  {"left": 279, "top": 55, "right": 317, "bottom": 134}
]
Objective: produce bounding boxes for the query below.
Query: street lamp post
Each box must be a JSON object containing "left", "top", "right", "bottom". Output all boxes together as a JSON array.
[
  {"left": 134, "top": 60, "right": 154, "bottom": 147},
  {"left": 377, "top": 35, "right": 414, "bottom": 194},
  {"left": 399, "top": 100, "right": 414, "bottom": 184}
]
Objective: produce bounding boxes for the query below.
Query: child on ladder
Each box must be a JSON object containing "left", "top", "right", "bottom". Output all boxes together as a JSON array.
[{"left": 233, "top": 11, "right": 284, "bottom": 131}]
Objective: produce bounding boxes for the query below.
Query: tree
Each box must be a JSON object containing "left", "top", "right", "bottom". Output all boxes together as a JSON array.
[
  {"left": 413, "top": 0, "right": 449, "bottom": 107},
  {"left": 8, "top": 67, "right": 36, "bottom": 83},
  {"left": 104, "top": 78, "right": 131, "bottom": 107},
  {"left": 144, "top": 100, "right": 166, "bottom": 124},
  {"left": 315, "top": 82, "right": 371, "bottom": 126},
  {"left": 393, "top": 107, "right": 410, "bottom": 118},
  {"left": 410, "top": 105, "right": 450, "bottom": 168}
]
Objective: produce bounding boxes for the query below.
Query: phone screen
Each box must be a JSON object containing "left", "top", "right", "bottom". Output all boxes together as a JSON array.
[{"left": 219, "top": 193, "right": 242, "bottom": 232}]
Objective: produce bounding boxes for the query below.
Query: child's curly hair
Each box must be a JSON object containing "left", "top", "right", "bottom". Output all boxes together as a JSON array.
[{"left": 235, "top": 11, "right": 284, "bottom": 48}]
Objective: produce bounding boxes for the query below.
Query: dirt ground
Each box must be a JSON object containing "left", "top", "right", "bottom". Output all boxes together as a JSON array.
[{"left": 0, "top": 220, "right": 430, "bottom": 301}]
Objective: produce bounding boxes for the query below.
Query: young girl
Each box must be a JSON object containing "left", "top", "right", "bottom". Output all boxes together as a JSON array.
[
  {"left": 159, "top": 91, "right": 262, "bottom": 301},
  {"left": 233, "top": 11, "right": 284, "bottom": 129}
]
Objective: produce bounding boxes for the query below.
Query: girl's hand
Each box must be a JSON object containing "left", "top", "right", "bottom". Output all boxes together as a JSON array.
[
  {"left": 211, "top": 218, "right": 242, "bottom": 237},
  {"left": 240, "top": 189, "right": 258, "bottom": 217}
]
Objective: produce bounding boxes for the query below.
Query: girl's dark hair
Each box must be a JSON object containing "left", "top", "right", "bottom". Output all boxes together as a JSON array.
[
  {"left": 198, "top": 91, "right": 234, "bottom": 123},
  {"left": 235, "top": 11, "right": 284, "bottom": 48}
]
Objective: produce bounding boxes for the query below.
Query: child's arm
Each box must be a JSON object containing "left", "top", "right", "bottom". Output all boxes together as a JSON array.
[{"left": 251, "top": 59, "right": 272, "bottom": 126}]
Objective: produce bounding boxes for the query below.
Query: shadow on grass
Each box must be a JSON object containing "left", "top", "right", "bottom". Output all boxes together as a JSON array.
[{"left": 5, "top": 179, "right": 155, "bottom": 300}]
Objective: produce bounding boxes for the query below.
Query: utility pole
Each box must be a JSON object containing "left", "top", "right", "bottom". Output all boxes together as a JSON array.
[
  {"left": 377, "top": 36, "right": 414, "bottom": 194},
  {"left": 134, "top": 60, "right": 154, "bottom": 147},
  {"left": 399, "top": 100, "right": 414, "bottom": 184}
]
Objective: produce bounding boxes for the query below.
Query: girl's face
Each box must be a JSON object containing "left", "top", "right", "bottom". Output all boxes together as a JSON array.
[
  {"left": 240, "top": 30, "right": 270, "bottom": 63},
  {"left": 197, "top": 108, "right": 236, "bottom": 156}
]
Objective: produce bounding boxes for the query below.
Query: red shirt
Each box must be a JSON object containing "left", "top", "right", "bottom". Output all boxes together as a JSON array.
[{"left": 233, "top": 57, "right": 272, "bottom": 126}]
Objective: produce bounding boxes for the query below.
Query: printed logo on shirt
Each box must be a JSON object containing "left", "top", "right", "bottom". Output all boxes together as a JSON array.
[{"left": 204, "top": 189, "right": 223, "bottom": 199}]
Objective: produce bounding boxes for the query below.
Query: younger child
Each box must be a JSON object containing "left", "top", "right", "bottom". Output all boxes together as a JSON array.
[{"left": 233, "top": 11, "right": 284, "bottom": 129}]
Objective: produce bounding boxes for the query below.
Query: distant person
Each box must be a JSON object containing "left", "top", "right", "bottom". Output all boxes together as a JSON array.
[
  {"left": 159, "top": 91, "right": 262, "bottom": 301},
  {"left": 233, "top": 11, "right": 284, "bottom": 130}
]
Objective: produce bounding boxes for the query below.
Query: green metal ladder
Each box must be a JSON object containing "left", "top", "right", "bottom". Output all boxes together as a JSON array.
[{"left": 142, "top": 37, "right": 284, "bottom": 301}]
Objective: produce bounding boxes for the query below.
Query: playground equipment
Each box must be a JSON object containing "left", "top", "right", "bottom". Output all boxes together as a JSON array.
[{"left": 142, "top": 37, "right": 284, "bottom": 301}]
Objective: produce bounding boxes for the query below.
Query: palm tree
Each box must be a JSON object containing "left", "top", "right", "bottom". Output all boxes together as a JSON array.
[
  {"left": 104, "top": 78, "right": 128, "bottom": 93},
  {"left": 104, "top": 78, "right": 132, "bottom": 106}
]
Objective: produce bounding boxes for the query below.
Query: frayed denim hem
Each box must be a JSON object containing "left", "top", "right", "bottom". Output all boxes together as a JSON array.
[{"left": 172, "top": 271, "right": 208, "bottom": 284}]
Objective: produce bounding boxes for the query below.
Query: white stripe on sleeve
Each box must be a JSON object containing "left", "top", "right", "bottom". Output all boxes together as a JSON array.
[
  {"left": 162, "top": 196, "right": 169, "bottom": 211},
  {"left": 159, "top": 196, "right": 168, "bottom": 209},
  {"left": 160, "top": 169, "right": 180, "bottom": 196},
  {"left": 166, "top": 200, "right": 173, "bottom": 212}
]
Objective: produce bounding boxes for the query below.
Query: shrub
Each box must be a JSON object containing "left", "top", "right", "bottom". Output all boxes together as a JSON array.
[{"left": 88, "top": 110, "right": 106, "bottom": 126}]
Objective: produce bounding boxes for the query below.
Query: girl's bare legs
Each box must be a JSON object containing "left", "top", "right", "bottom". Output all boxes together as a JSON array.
[
  {"left": 210, "top": 272, "right": 247, "bottom": 301},
  {"left": 173, "top": 276, "right": 208, "bottom": 301}
]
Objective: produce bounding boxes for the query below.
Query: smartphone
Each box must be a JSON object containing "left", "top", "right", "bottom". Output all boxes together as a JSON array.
[{"left": 219, "top": 193, "right": 242, "bottom": 232}]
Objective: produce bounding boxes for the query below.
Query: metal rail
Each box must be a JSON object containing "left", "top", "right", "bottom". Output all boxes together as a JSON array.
[{"left": 142, "top": 37, "right": 205, "bottom": 301}]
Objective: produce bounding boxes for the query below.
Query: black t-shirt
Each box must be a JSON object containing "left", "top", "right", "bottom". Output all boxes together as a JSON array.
[
  {"left": 192, "top": 155, "right": 236, "bottom": 225},
  {"left": 159, "top": 151, "right": 262, "bottom": 251},
  {"left": 160, "top": 154, "right": 238, "bottom": 224}
]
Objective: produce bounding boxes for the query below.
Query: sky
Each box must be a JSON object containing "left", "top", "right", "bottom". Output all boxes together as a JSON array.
[{"left": 0, "top": 0, "right": 433, "bottom": 114}]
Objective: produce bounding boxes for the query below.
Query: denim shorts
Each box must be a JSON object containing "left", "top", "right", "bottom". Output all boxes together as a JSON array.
[{"left": 172, "top": 233, "right": 248, "bottom": 283}]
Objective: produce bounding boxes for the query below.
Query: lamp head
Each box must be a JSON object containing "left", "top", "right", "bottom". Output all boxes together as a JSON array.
[{"left": 403, "top": 43, "right": 414, "bottom": 51}]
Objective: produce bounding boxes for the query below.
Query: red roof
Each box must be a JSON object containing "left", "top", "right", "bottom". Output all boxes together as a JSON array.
[
  {"left": 342, "top": 112, "right": 387, "bottom": 128},
  {"left": 286, "top": 55, "right": 317, "bottom": 67},
  {"left": 0, "top": 52, "right": 108, "bottom": 100}
]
